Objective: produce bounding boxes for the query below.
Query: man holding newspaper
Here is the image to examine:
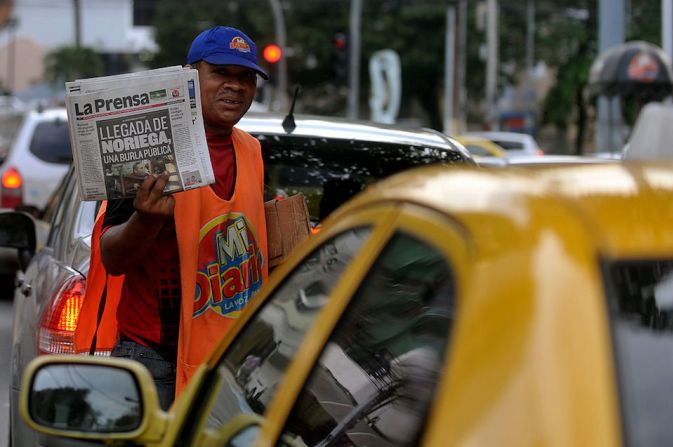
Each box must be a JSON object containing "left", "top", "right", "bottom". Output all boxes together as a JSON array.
[{"left": 74, "top": 25, "right": 270, "bottom": 410}]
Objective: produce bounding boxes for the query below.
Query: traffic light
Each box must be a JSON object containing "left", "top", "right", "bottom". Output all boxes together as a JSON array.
[
  {"left": 333, "top": 32, "right": 349, "bottom": 85},
  {"left": 263, "top": 44, "right": 282, "bottom": 64},
  {"left": 262, "top": 43, "right": 282, "bottom": 86}
]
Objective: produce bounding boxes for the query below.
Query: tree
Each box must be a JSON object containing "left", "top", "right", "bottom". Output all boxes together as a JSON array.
[
  {"left": 536, "top": 0, "right": 661, "bottom": 153},
  {"left": 538, "top": 2, "right": 597, "bottom": 154},
  {"left": 148, "top": 0, "right": 663, "bottom": 135},
  {"left": 44, "top": 46, "right": 103, "bottom": 84},
  {"left": 150, "top": 0, "right": 271, "bottom": 69},
  {"left": 361, "top": 2, "right": 447, "bottom": 128},
  {"left": 149, "top": 0, "right": 450, "bottom": 124}
]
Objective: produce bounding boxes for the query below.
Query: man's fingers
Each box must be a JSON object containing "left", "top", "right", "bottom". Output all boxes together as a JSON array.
[
  {"left": 133, "top": 172, "right": 174, "bottom": 216},
  {"left": 136, "top": 174, "right": 159, "bottom": 199},
  {"left": 149, "top": 172, "right": 170, "bottom": 199},
  {"left": 162, "top": 195, "right": 176, "bottom": 214}
]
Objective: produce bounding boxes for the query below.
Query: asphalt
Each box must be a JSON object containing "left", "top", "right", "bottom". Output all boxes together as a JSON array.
[{"left": 0, "top": 299, "right": 12, "bottom": 447}]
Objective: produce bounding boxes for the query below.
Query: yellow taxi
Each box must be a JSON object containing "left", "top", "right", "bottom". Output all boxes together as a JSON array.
[
  {"left": 455, "top": 134, "right": 508, "bottom": 159},
  {"left": 18, "top": 161, "right": 673, "bottom": 446}
]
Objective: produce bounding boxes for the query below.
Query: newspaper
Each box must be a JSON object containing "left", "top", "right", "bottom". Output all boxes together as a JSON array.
[{"left": 65, "top": 66, "right": 214, "bottom": 201}]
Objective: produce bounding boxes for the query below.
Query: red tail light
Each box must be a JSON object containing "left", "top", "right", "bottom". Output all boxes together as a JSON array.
[
  {"left": 38, "top": 276, "right": 85, "bottom": 355},
  {"left": 1, "top": 166, "right": 23, "bottom": 208}
]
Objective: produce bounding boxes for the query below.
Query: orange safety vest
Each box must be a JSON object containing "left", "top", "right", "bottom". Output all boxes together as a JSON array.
[{"left": 75, "top": 127, "right": 268, "bottom": 395}]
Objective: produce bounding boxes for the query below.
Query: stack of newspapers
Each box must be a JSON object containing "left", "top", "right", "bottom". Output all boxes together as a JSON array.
[{"left": 64, "top": 66, "right": 214, "bottom": 201}]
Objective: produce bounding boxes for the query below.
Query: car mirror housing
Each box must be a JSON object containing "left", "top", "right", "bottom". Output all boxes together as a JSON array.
[
  {"left": 0, "top": 211, "right": 36, "bottom": 270},
  {"left": 20, "top": 355, "right": 168, "bottom": 443}
]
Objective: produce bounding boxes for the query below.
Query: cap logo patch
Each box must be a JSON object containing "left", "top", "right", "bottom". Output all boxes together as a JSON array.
[{"left": 229, "top": 36, "right": 251, "bottom": 53}]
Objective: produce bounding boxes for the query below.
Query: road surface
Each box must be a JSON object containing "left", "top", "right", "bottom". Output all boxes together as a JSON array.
[{"left": 0, "top": 299, "right": 12, "bottom": 447}]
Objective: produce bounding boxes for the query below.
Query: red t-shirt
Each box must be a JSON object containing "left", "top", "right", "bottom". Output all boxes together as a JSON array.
[
  {"left": 207, "top": 131, "right": 236, "bottom": 200},
  {"left": 104, "top": 132, "right": 235, "bottom": 360}
]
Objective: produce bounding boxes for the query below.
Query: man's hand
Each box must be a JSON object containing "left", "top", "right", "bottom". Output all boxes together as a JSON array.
[
  {"left": 133, "top": 172, "right": 175, "bottom": 219},
  {"left": 101, "top": 172, "right": 176, "bottom": 275}
]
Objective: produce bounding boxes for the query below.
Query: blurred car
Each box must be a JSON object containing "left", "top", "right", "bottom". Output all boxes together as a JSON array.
[
  {"left": 11, "top": 160, "right": 673, "bottom": 446},
  {"left": 454, "top": 134, "right": 508, "bottom": 167},
  {"left": 455, "top": 134, "right": 507, "bottom": 158},
  {"left": 0, "top": 95, "right": 27, "bottom": 116},
  {"left": 503, "top": 154, "right": 621, "bottom": 168},
  {"left": 622, "top": 101, "right": 673, "bottom": 161},
  {"left": 4, "top": 113, "right": 473, "bottom": 447},
  {"left": 241, "top": 113, "right": 473, "bottom": 223},
  {"left": 0, "top": 107, "right": 72, "bottom": 297},
  {"left": 465, "top": 130, "right": 544, "bottom": 157},
  {"left": 591, "top": 151, "right": 623, "bottom": 160},
  {"left": 0, "top": 107, "right": 72, "bottom": 214}
]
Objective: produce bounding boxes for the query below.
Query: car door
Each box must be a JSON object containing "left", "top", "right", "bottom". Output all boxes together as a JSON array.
[
  {"left": 186, "top": 202, "right": 470, "bottom": 446},
  {"left": 266, "top": 204, "right": 468, "bottom": 446},
  {"left": 168, "top": 205, "right": 393, "bottom": 445},
  {"left": 9, "top": 168, "right": 96, "bottom": 447}
]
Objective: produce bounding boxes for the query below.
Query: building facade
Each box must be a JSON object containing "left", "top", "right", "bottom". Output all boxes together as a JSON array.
[{"left": 0, "top": 0, "right": 157, "bottom": 95}]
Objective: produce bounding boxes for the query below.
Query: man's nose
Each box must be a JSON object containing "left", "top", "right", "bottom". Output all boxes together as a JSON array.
[{"left": 221, "top": 74, "right": 250, "bottom": 87}]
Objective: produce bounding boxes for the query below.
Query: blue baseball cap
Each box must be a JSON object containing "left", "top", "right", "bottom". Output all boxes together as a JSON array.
[{"left": 187, "top": 26, "right": 269, "bottom": 80}]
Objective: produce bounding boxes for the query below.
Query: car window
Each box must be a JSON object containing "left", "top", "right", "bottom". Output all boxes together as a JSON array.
[
  {"left": 464, "top": 144, "right": 492, "bottom": 157},
  {"left": 193, "top": 227, "right": 372, "bottom": 439},
  {"left": 45, "top": 168, "right": 77, "bottom": 247},
  {"left": 41, "top": 167, "right": 71, "bottom": 224},
  {"left": 278, "top": 231, "right": 454, "bottom": 446},
  {"left": 605, "top": 260, "right": 673, "bottom": 447},
  {"left": 491, "top": 140, "right": 524, "bottom": 151},
  {"left": 29, "top": 118, "right": 72, "bottom": 164},
  {"left": 258, "top": 135, "right": 467, "bottom": 221}
]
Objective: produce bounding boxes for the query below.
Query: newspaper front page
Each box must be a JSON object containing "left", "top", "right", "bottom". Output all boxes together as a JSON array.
[{"left": 65, "top": 67, "right": 214, "bottom": 201}]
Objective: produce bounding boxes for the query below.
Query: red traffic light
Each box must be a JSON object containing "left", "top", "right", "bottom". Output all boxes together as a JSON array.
[
  {"left": 334, "top": 33, "right": 347, "bottom": 49},
  {"left": 263, "top": 44, "right": 282, "bottom": 63}
]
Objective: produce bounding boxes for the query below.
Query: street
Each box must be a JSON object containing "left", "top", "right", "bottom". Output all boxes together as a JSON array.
[{"left": 0, "top": 299, "right": 11, "bottom": 447}]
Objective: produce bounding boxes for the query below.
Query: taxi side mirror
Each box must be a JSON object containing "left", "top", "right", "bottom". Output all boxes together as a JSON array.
[
  {"left": 0, "top": 211, "right": 36, "bottom": 270},
  {"left": 20, "top": 355, "right": 167, "bottom": 443}
]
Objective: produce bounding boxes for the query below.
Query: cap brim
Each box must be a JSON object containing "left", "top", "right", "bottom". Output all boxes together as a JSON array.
[{"left": 202, "top": 54, "right": 269, "bottom": 80}]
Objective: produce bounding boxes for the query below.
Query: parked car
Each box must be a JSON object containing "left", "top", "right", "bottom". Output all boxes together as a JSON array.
[
  {"left": 465, "top": 130, "right": 544, "bottom": 157},
  {"left": 0, "top": 96, "right": 26, "bottom": 162},
  {"left": 454, "top": 134, "right": 508, "bottom": 167},
  {"left": 242, "top": 112, "right": 472, "bottom": 223},
  {"left": 8, "top": 160, "right": 673, "bottom": 446},
  {"left": 0, "top": 108, "right": 72, "bottom": 297},
  {"left": 5, "top": 113, "right": 473, "bottom": 447},
  {"left": 502, "top": 154, "right": 621, "bottom": 168},
  {"left": 0, "top": 107, "right": 72, "bottom": 213},
  {"left": 455, "top": 134, "right": 507, "bottom": 158}
]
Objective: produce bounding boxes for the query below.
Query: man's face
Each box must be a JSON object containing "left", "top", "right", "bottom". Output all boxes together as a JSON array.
[
  {"left": 133, "top": 163, "right": 147, "bottom": 176},
  {"left": 197, "top": 62, "right": 257, "bottom": 135}
]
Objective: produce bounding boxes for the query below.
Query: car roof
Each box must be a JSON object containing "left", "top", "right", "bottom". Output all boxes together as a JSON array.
[
  {"left": 25, "top": 107, "right": 68, "bottom": 120},
  {"left": 24, "top": 108, "right": 464, "bottom": 151},
  {"left": 454, "top": 135, "right": 507, "bottom": 158},
  {"left": 238, "top": 112, "right": 472, "bottom": 158},
  {"left": 331, "top": 161, "right": 673, "bottom": 259},
  {"left": 504, "top": 154, "right": 620, "bottom": 167},
  {"left": 465, "top": 130, "right": 537, "bottom": 143}
]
